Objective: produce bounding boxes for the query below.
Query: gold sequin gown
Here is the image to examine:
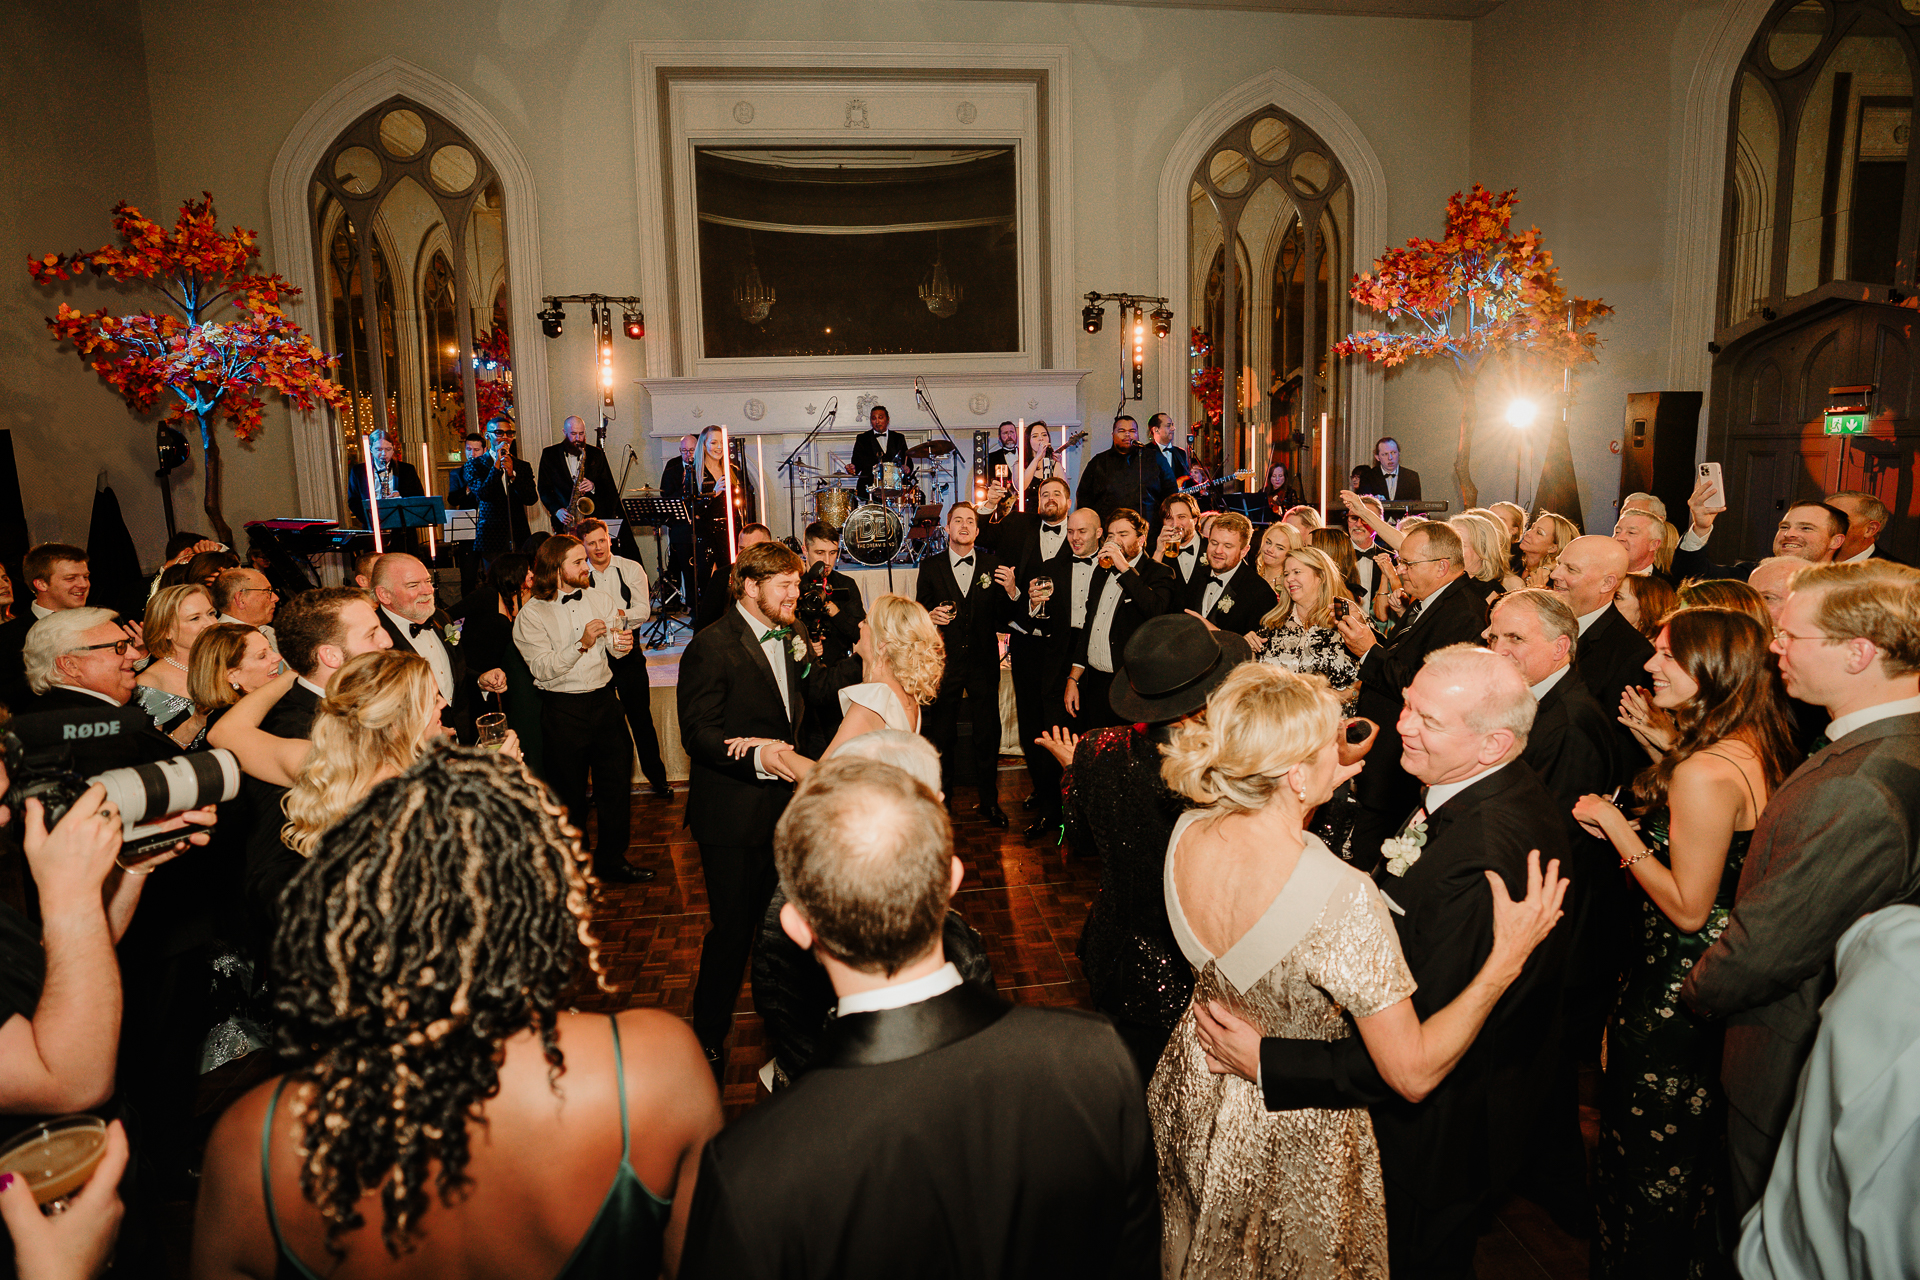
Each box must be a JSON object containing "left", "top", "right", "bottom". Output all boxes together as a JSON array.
[{"left": 1149, "top": 814, "right": 1417, "bottom": 1279}]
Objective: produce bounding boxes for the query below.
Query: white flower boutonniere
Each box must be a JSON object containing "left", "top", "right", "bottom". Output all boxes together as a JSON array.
[
  {"left": 787, "top": 634, "right": 808, "bottom": 666},
  {"left": 977, "top": 571, "right": 992, "bottom": 591},
  {"left": 1218, "top": 595, "right": 1236, "bottom": 615},
  {"left": 1382, "top": 812, "right": 1429, "bottom": 877},
  {"left": 441, "top": 620, "right": 463, "bottom": 647}
]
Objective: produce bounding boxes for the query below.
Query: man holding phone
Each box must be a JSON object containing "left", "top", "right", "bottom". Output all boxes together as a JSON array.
[{"left": 1675, "top": 470, "right": 1848, "bottom": 580}]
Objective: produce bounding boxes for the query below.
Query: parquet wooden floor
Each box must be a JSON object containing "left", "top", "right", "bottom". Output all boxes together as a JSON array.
[{"left": 576, "top": 765, "right": 1595, "bottom": 1280}]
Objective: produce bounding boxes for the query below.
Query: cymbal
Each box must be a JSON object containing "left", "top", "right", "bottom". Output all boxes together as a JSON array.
[
  {"left": 908, "top": 439, "right": 957, "bottom": 459},
  {"left": 783, "top": 460, "right": 822, "bottom": 473}
]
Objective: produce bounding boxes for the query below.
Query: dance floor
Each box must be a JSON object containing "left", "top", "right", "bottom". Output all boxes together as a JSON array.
[{"left": 572, "top": 765, "right": 1597, "bottom": 1280}]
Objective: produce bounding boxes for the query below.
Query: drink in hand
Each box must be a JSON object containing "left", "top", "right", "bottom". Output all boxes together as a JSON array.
[
  {"left": 0, "top": 1115, "right": 107, "bottom": 1211},
  {"left": 1029, "top": 576, "right": 1054, "bottom": 619},
  {"left": 476, "top": 713, "right": 509, "bottom": 752}
]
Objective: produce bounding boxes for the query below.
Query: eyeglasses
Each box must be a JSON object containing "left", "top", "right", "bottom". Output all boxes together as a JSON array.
[
  {"left": 1773, "top": 628, "right": 1837, "bottom": 646},
  {"left": 235, "top": 587, "right": 278, "bottom": 597},
  {"left": 1393, "top": 555, "right": 1448, "bottom": 568},
  {"left": 69, "top": 639, "right": 132, "bottom": 657}
]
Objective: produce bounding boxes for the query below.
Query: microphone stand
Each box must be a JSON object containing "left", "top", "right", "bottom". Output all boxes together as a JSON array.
[{"left": 779, "top": 397, "right": 838, "bottom": 540}]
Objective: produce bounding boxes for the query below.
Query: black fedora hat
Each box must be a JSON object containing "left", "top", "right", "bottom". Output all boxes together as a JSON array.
[{"left": 1109, "top": 614, "right": 1252, "bottom": 723}]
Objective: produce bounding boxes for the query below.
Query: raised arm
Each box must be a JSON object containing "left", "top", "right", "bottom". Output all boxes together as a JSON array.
[
  {"left": 1338, "top": 490, "right": 1405, "bottom": 551},
  {"left": 206, "top": 670, "right": 310, "bottom": 788}
]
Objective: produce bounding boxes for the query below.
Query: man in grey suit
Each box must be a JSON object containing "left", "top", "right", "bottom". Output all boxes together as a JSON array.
[{"left": 1682, "top": 559, "right": 1920, "bottom": 1218}]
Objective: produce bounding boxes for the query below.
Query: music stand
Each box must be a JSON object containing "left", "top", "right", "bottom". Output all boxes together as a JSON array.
[
  {"left": 625, "top": 492, "right": 693, "bottom": 648},
  {"left": 1222, "top": 492, "right": 1266, "bottom": 521},
  {"left": 374, "top": 496, "right": 447, "bottom": 531}
]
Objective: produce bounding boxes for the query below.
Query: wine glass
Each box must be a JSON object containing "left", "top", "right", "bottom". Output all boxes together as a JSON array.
[
  {"left": 476, "top": 713, "right": 509, "bottom": 751},
  {"left": 1029, "top": 575, "right": 1054, "bottom": 619}
]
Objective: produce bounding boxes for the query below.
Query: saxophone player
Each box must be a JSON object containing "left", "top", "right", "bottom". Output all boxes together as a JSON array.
[{"left": 538, "top": 415, "right": 619, "bottom": 530}]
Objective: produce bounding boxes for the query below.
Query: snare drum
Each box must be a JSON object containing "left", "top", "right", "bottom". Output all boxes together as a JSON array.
[
  {"left": 813, "top": 484, "right": 857, "bottom": 529},
  {"left": 877, "top": 462, "right": 905, "bottom": 494}
]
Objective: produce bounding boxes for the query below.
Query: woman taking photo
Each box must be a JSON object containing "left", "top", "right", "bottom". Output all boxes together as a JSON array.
[
  {"left": 133, "top": 584, "right": 221, "bottom": 745},
  {"left": 1571, "top": 608, "right": 1797, "bottom": 1278},
  {"left": 1150, "top": 663, "right": 1565, "bottom": 1278},
  {"left": 192, "top": 746, "right": 722, "bottom": 1280},
  {"left": 1248, "top": 547, "right": 1359, "bottom": 696}
]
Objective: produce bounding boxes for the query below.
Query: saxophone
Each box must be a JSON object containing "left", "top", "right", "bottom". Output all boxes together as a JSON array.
[{"left": 566, "top": 447, "right": 595, "bottom": 522}]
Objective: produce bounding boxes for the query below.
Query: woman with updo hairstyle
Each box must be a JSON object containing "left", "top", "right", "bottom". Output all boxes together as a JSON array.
[
  {"left": 1149, "top": 663, "right": 1566, "bottom": 1278},
  {"left": 1451, "top": 513, "right": 1524, "bottom": 602},
  {"left": 1572, "top": 607, "right": 1797, "bottom": 1277},
  {"left": 192, "top": 745, "right": 721, "bottom": 1279}
]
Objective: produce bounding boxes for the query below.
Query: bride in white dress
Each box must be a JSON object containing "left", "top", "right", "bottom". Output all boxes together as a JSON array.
[{"left": 728, "top": 593, "right": 944, "bottom": 778}]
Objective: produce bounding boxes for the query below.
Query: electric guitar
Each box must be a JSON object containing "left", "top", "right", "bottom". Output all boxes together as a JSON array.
[
  {"left": 1175, "top": 469, "right": 1253, "bottom": 499},
  {"left": 988, "top": 430, "right": 1089, "bottom": 520}
]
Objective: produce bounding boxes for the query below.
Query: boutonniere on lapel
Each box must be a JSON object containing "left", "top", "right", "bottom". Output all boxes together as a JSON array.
[
  {"left": 441, "top": 620, "right": 463, "bottom": 647},
  {"left": 787, "top": 634, "right": 808, "bottom": 666},
  {"left": 1382, "top": 809, "right": 1429, "bottom": 877},
  {"left": 976, "top": 571, "right": 991, "bottom": 591},
  {"left": 1218, "top": 595, "right": 1236, "bottom": 616}
]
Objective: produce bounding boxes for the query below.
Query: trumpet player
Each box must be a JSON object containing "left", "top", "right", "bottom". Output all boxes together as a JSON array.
[{"left": 539, "top": 414, "right": 619, "bottom": 530}]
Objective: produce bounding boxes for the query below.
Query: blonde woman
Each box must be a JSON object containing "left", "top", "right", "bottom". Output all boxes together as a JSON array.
[
  {"left": 1489, "top": 501, "right": 1528, "bottom": 542},
  {"left": 133, "top": 584, "right": 220, "bottom": 744},
  {"left": 1251, "top": 522, "right": 1294, "bottom": 592},
  {"left": 1248, "top": 546, "right": 1359, "bottom": 694},
  {"left": 725, "top": 594, "right": 945, "bottom": 781},
  {"left": 1518, "top": 511, "right": 1579, "bottom": 587},
  {"left": 1451, "top": 514, "right": 1524, "bottom": 602},
  {"left": 1150, "top": 663, "right": 1565, "bottom": 1278}
]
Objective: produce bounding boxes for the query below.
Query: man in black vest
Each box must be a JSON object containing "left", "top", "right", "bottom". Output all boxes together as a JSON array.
[
  {"left": 578, "top": 518, "right": 672, "bottom": 799},
  {"left": 916, "top": 502, "right": 1010, "bottom": 826},
  {"left": 679, "top": 756, "right": 1156, "bottom": 1280}
]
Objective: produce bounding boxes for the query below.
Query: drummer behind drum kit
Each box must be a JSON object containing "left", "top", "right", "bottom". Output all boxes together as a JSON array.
[{"left": 794, "top": 438, "right": 959, "bottom": 567}]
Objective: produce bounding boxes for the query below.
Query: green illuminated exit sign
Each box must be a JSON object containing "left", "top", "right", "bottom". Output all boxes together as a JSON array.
[{"left": 1824, "top": 410, "right": 1869, "bottom": 436}]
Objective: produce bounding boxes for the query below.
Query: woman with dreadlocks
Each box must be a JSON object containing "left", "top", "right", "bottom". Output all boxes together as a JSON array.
[{"left": 190, "top": 745, "right": 721, "bottom": 1279}]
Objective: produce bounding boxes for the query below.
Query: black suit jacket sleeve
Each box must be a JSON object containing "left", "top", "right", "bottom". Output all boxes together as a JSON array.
[
  {"left": 1069, "top": 560, "right": 1174, "bottom": 668},
  {"left": 677, "top": 622, "right": 771, "bottom": 787},
  {"left": 1356, "top": 580, "right": 1487, "bottom": 695}
]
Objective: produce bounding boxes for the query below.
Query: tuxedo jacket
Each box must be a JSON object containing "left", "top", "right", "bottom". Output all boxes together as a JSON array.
[
  {"left": 1076, "top": 447, "right": 1174, "bottom": 524},
  {"left": 0, "top": 613, "right": 35, "bottom": 713},
  {"left": 978, "top": 512, "right": 1078, "bottom": 690},
  {"left": 1354, "top": 577, "right": 1491, "bottom": 772},
  {"left": 346, "top": 460, "right": 424, "bottom": 528},
  {"left": 851, "top": 429, "right": 911, "bottom": 492},
  {"left": 678, "top": 984, "right": 1157, "bottom": 1280},
  {"left": 915, "top": 548, "right": 1009, "bottom": 695},
  {"left": 1068, "top": 555, "right": 1177, "bottom": 672},
  {"left": 536, "top": 443, "right": 618, "bottom": 524},
  {"left": 240, "top": 680, "right": 323, "bottom": 952},
  {"left": 1522, "top": 669, "right": 1627, "bottom": 977},
  {"left": 451, "top": 454, "right": 537, "bottom": 553},
  {"left": 1682, "top": 712, "right": 1920, "bottom": 1140},
  {"left": 808, "top": 568, "right": 865, "bottom": 664},
  {"left": 1181, "top": 559, "right": 1278, "bottom": 636},
  {"left": 1258, "top": 763, "right": 1573, "bottom": 1220},
  {"left": 1570, "top": 603, "right": 1654, "bottom": 783},
  {"left": 1670, "top": 540, "right": 1761, "bottom": 583},
  {"left": 1148, "top": 444, "right": 1191, "bottom": 492},
  {"left": 677, "top": 604, "right": 825, "bottom": 847},
  {"left": 1355, "top": 465, "right": 1422, "bottom": 503},
  {"left": 377, "top": 608, "right": 470, "bottom": 741}
]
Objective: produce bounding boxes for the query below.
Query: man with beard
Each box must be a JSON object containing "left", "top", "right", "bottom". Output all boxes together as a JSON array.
[
  {"left": 538, "top": 414, "right": 619, "bottom": 532},
  {"left": 1076, "top": 416, "right": 1173, "bottom": 526},
  {"left": 917, "top": 503, "right": 1009, "bottom": 826},
  {"left": 1066, "top": 508, "right": 1176, "bottom": 731},
  {"left": 1153, "top": 493, "right": 1205, "bottom": 587},
  {"left": 513, "top": 534, "right": 653, "bottom": 886},
  {"left": 1675, "top": 481, "right": 1847, "bottom": 580},
  {"left": 678, "top": 541, "right": 822, "bottom": 1073},
  {"left": 1181, "top": 512, "right": 1276, "bottom": 636},
  {"left": 369, "top": 553, "right": 467, "bottom": 743}
]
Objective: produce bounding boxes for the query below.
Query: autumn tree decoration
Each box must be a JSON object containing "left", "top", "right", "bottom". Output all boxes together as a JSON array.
[
  {"left": 1334, "top": 185, "right": 1610, "bottom": 508},
  {"left": 454, "top": 325, "right": 514, "bottom": 425},
  {"left": 29, "top": 193, "right": 348, "bottom": 543}
]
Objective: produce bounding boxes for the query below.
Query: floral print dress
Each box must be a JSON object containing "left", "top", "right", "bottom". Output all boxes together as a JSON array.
[
  {"left": 1250, "top": 618, "right": 1358, "bottom": 693},
  {"left": 1592, "top": 810, "right": 1751, "bottom": 1279}
]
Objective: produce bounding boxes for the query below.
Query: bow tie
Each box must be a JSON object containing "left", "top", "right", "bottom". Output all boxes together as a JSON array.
[
  {"left": 1042, "top": 523, "right": 1062, "bottom": 534},
  {"left": 1073, "top": 555, "right": 1095, "bottom": 565},
  {"left": 1212, "top": 573, "right": 1231, "bottom": 585},
  {"left": 954, "top": 555, "right": 973, "bottom": 566},
  {"left": 759, "top": 626, "right": 793, "bottom": 644},
  {"left": 561, "top": 590, "right": 583, "bottom": 604},
  {"left": 408, "top": 619, "right": 434, "bottom": 637}
]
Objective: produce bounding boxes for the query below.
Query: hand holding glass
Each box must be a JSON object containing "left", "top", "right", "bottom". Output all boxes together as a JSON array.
[
  {"left": 476, "top": 713, "right": 509, "bottom": 752},
  {"left": 1029, "top": 576, "right": 1054, "bottom": 619}
]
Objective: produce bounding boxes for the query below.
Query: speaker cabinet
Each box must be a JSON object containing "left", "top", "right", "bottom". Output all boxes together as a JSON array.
[{"left": 1620, "top": 391, "right": 1702, "bottom": 522}]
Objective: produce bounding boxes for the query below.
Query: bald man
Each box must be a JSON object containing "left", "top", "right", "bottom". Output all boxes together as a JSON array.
[
  {"left": 538, "top": 414, "right": 619, "bottom": 530},
  {"left": 1550, "top": 535, "right": 1652, "bottom": 785}
]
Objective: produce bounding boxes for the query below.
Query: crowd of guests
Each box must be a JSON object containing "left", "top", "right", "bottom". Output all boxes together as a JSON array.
[{"left": 0, "top": 431, "right": 1916, "bottom": 1279}]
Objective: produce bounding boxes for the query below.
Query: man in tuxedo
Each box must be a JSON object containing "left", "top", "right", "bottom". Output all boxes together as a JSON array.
[
  {"left": 979, "top": 477, "right": 1077, "bottom": 836},
  {"left": 1077, "top": 417, "right": 1173, "bottom": 525},
  {"left": 693, "top": 523, "right": 774, "bottom": 632},
  {"left": 850, "top": 404, "right": 911, "bottom": 501},
  {"left": 679, "top": 756, "right": 1156, "bottom": 1280},
  {"left": 368, "top": 553, "right": 470, "bottom": 744},
  {"left": 345, "top": 428, "right": 424, "bottom": 531},
  {"left": 1153, "top": 493, "right": 1206, "bottom": 587},
  {"left": 916, "top": 503, "right": 1010, "bottom": 826},
  {"left": 576, "top": 517, "right": 672, "bottom": 799},
  {"left": 537, "top": 415, "right": 619, "bottom": 531},
  {"left": 1146, "top": 413, "right": 1190, "bottom": 497},
  {"left": 1612, "top": 508, "right": 1674, "bottom": 582},
  {"left": 657, "top": 433, "right": 699, "bottom": 610},
  {"left": 1550, "top": 535, "right": 1653, "bottom": 780},
  {"left": 1218, "top": 646, "right": 1572, "bottom": 1279},
  {"left": 21, "top": 608, "right": 170, "bottom": 757},
  {"left": 1675, "top": 482, "right": 1847, "bottom": 581},
  {"left": 1828, "top": 490, "right": 1908, "bottom": 564},
  {"left": 0, "top": 543, "right": 90, "bottom": 711},
  {"left": 983, "top": 419, "right": 1020, "bottom": 477},
  {"left": 1066, "top": 507, "right": 1176, "bottom": 731},
  {"left": 1683, "top": 560, "right": 1920, "bottom": 1219},
  {"left": 1346, "top": 494, "right": 1387, "bottom": 613},
  {"left": 451, "top": 416, "right": 537, "bottom": 559},
  {"left": 444, "top": 433, "right": 486, "bottom": 507},
  {"left": 677, "top": 541, "right": 820, "bottom": 1069},
  {"left": 1333, "top": 521, "right": 1490, "bottom": 868},
  {"left": 1355, "top": 437, "right": 1421, "bottom": 504},
  {"left": 210, "top": 567, "right": 279, "bottom": 652},
  {"left": 1182, "top": 512, "right": 1276, "bottom": 636}
]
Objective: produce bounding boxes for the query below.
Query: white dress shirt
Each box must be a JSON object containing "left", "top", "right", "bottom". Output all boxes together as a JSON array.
[
  {"left": 589, "top": 554, "right": 652, "bottom": 625},
  {"left": 1172, "top": 537, "right": 1201, "bottom": 583},
  {"left": 1843, "top": 544, "right": 1877, "bottom": 565},
  {"left": 1086, "top": 554, "right": 1141, "bottom": 673},
  {"left": 1575, "top": 604, "right": 1609, "bottom": 635},
  {"left": 384, "top": 606, "right": 453, "bottom": 702},
  {"left": 1068, "top": 553, "right": 1096, "bottom": 629},
  {"left": 295, "top": 674, "right": 328, "bottom": 700},
  {"left": 30, "top": 602, "right": 53, "bottom": 621},
  {"left": 1382, "top": 470, "right": 1402, "bottom": 500},
  {"left": 1200, "top": 563, "right": 1238, "bottom": 616},
  {"left": 1528, "top": 664, "right": 1572, "bottom": 702},
  {"left": 1423, "top": 759, "right": 1511, "bottom": 815},
  {"left": 836, "top": 962, "right": 964, "bottom": 1017},
  {"left": 948, "top": 546, "right": 979, "bottom": 597},
  {"left": 738, "top": 601, "right": 797, "bottom": 782},
  {"left": 512, "top": 585, "right": 620, "bottom": 693},
  {"left": 1037, "top": 520, "right": 1066, "bottom": 561},
  {"left": 1824, "top": 693, "right": 1920, "bottom": 745}
]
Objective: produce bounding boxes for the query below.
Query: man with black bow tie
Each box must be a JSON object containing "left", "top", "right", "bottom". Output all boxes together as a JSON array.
[
  {"left": 513, "top": 534, "right": 654, "bottom": 886},
  {"left": 537, "top": 415, "right": 619, "bottom": 531},
  {"left": 577, "top": 518, "right": 672, "bottom": 800},
  {"left": 916, "top": 502, "right": 1011, "bottom": 826},
  {"left": 678, "top": 757, "right": 1156, "bottom": 1280},
  {"left": 1066, "top": 508, "right": 1176, "bottom": 731},
  {"left": 849, "top": 404, "right": 912, "bottom": 501},
  {"left": 1181, "top": 512, "right": 1276, "bottom": 636},
  {"left": 370, "top": 552, "right": 470, "bottom": 743},
  {"left": 1154, "top": 492, "right": 1205, "bottom": 587}
]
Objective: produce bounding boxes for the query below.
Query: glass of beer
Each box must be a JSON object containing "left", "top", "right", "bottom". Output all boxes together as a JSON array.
[
  {"left": 1029, "top": 575, "right": 1054, "bottom": 619},
  {"left": 0, "top": 1115, "right": 108, "bottom": 1214},
  {"left": 476, "top": 713, "right": 509, "bottom": 751}
]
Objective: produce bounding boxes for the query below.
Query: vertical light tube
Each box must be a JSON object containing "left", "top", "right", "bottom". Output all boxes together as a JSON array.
[
  {"left": 420, "top": 442, "right": 436, "bottom": 558},
  {"left": 1016, "top": 418, "right": 1026, "bottom": 513},
  {"left": 363, "top": 448, "right": 384, "bottom": 555},
  {"left": 1319, "top": 411, "right": 1330, "bottom": 521},
  {"left": 720, "top": 425, "right": 738, "bottom": 564}
]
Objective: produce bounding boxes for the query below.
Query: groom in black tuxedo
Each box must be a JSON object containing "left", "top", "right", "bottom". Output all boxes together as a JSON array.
[
  {"left": 677, "top": 541, "right": 823, "bottom": 1069},
  {"left": 1200, "top": 646, "right": 1572, "bottom": 1280},
  {"left": 916, "top": 501, "right": 1011, "bottom": 825},
  {"left": 679, "top": 756, "right": 1157, "bottom": 1279}
]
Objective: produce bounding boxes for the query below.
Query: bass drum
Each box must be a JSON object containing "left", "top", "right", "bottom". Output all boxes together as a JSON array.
[
  {"left": 812, "top": 484, "right": 857, "bottom": 530},
  {"left": 839, "top": 503, "right": 904, "bottom": 567}
]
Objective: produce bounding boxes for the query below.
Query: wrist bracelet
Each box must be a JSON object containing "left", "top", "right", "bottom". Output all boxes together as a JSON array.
[{"left": 1620, "top": 846, "right": 1654, "bottom": 869}]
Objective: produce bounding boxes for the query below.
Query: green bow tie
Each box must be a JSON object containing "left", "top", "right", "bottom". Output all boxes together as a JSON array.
[{"left": 759, "top": 626, "right": 793, "bottom": 644}]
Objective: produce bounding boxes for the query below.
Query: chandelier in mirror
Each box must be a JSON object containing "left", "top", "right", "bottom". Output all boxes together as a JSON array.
[
  {"left": 920, "top": 233, "right": 962, "bottom": 318},
  {"left": 734, "top": 237, "right": 775, "bottom": 324}
]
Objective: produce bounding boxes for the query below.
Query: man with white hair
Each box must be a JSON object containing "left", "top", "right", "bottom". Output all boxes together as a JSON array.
[
  {"left": 1827, "top": 489, "right": 1907, "bottom": 565},
  {"left": 1611, "top": 508, "right": 1670, "bottom": 581},
  {"left": 1229, "top": 644, "right": 1573, "bottom": 1279},
  {"left": 23, "top": 607, "right": 177, "bottom": 768}
]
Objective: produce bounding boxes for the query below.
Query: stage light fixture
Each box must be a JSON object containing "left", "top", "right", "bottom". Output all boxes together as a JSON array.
[
  {"left": 623, "top": 308, "right": 645, "bottom": 340},
  {"left": 1082, "top": 301, "right": 1104, "bottom": 334},
  {"left": 538, "top": 305, "right": 565, "bottom": 338},
  {"left": 1151, "top": 305, "right": 1173, "bottom": 340}
]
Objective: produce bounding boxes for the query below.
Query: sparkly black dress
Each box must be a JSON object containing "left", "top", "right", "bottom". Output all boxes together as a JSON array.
[{"left": 1066, "top": 722, "right": 1194, "bottom": 1081}]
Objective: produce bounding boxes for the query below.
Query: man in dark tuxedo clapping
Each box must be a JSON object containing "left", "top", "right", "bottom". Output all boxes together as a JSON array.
[{"left": 916, "top": 503, "right": 1011, "bottom": 826}]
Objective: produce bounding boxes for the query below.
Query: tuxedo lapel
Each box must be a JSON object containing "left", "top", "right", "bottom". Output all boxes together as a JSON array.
[
  {"left": 813, "top": 984, "right": 1009, "bottom": 1069},
  {"left": 731, "top": 608, "right": 789, "bottom": 723}
]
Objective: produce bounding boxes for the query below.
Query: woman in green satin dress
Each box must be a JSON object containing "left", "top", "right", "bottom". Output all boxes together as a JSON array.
[{"left": 1573, "top": 608, "right": 1799, "bottom": 1278}]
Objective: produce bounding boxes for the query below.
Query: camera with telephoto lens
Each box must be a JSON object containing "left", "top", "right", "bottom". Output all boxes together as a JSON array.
[
  {"left": 796, "top": 559, "right": 833, "bottom": 636},
  {"left": 1, "top": 708, "right": 240, "bottom": 865}
]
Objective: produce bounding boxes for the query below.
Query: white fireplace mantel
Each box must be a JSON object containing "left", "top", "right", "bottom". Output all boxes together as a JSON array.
[{"left": 639, "top": 369, "right": 1091, "bottom": 440}]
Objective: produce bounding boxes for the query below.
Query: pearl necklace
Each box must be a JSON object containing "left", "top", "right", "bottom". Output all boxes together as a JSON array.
[{"left": 162, "top": 655, "right": 191, "bottom": 675}]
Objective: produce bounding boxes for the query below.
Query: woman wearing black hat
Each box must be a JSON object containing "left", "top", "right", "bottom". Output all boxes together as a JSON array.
[{"left": 1038, "top": 612, "right": 1251, "bottom": 1080}]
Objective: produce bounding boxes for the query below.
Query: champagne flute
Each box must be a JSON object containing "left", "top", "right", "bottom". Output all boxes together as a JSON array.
[
  {"left": 0, "top": 1115, "right": 107, "bottom": 1214},
  {"left": 1030, "top": 575, "right": 1054, "bottom": 620},
  {"left": 476, "top": 713, "right": 509, "bottom": 751}
]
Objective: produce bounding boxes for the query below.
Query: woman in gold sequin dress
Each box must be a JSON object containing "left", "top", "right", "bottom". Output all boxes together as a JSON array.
[{"left": 1149, "top": 664, "right": 1567, "bottom": 1278}]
